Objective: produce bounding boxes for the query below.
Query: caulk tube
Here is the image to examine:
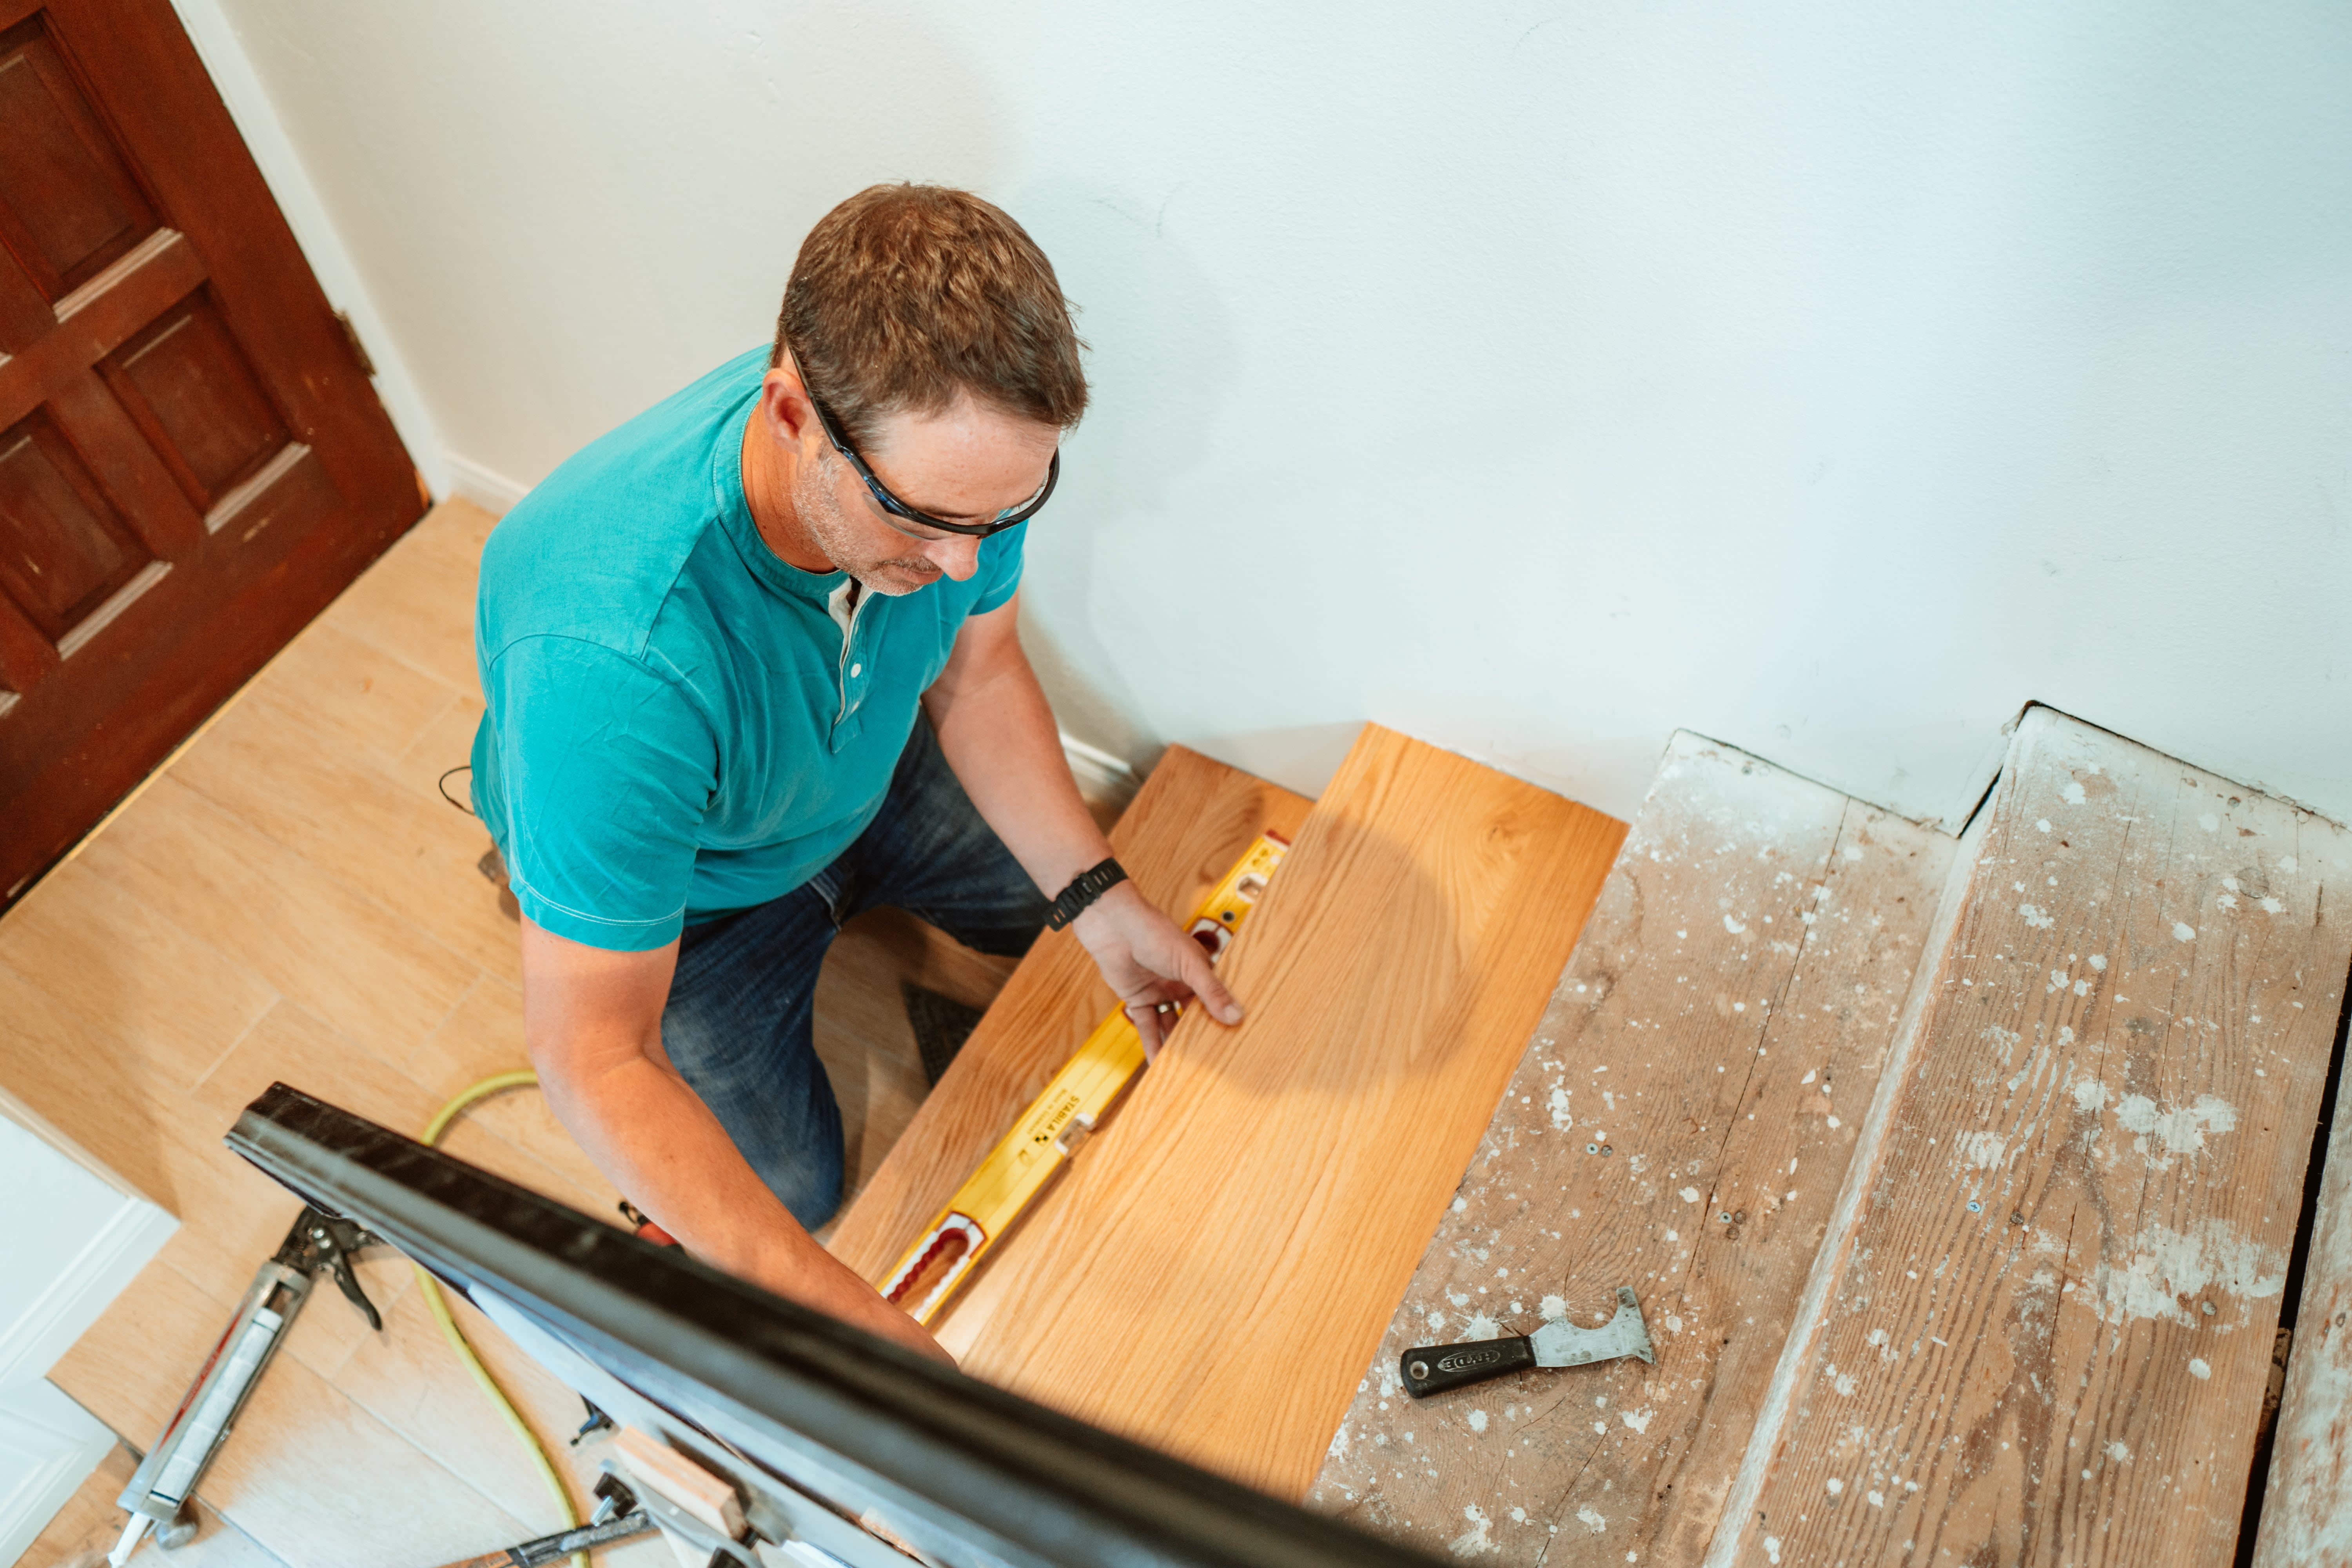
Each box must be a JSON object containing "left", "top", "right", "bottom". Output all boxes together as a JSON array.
[{"left": 114, "top": 1261, "right": 314, "bottom": 1550}]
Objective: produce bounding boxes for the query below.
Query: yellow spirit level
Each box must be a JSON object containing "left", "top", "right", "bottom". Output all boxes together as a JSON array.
[{"left": 877, "top": 833, "right": 1290, "bottom": 1323}]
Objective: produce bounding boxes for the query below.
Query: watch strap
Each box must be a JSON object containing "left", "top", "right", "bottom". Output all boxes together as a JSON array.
[{"left": 1045, "top": 857, "right": 1128, "bottom": 930}]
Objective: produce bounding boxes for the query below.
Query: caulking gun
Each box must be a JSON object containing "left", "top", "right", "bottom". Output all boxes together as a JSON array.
[{"left": 107, "top": 1203, "right": 381, "bottom": 1563}]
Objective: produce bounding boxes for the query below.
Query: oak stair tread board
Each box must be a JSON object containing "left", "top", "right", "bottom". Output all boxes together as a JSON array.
[
  {"left": 937, "top": 724, "right": 1626, "bottom": 1498},
  {"left": 825, "top": 744, "right": 1314, "bottom": 1283},
  {"left": 1307, "top": 731, "right": 1956, "bottom": 1566},
  {"left": 1724, "top": 707, "right": 2351, "bottom": 1568}
]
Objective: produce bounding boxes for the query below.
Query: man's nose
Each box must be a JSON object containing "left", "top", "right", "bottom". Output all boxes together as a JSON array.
[{"left": 924, "top": 535, "right": 983, "bottom": 581}]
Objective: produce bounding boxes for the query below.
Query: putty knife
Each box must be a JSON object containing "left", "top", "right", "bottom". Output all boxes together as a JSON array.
[{"left": 1399, "top": 1285, "right": 1655, "bottom": 1397}]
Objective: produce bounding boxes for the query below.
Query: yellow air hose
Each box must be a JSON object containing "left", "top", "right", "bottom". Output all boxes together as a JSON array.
[{"left": 417, "top": 1071, "right": 590, "bottom": 1568}]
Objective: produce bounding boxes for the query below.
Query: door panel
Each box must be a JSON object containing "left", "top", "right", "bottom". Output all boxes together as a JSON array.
[
  {"left": 0, "top": 411, "right": 149, "bottom": 635},
  {"left": 104, "top": 290, "right": 289, "bottom": 509},
  {"left": 0, "top": 0, "right": 422, "bottom": 902},
  {"left": 0, "top": 18, "right": 159, "bottom": 298}
]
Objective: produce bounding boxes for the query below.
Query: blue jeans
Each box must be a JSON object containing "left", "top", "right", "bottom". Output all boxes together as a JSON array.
[{"left": 661, "top": 717, "right": 1048, "bottom": 1227}]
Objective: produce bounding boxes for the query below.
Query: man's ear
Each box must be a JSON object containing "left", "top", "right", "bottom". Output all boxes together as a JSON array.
[{"left": 759, "top": 367, "right": 818, "bottom": 446}]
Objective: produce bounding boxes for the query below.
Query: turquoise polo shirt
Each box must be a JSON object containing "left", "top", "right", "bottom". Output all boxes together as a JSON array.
[{"left": 468, "top": 346, "right": 1025, "bottom": 951}]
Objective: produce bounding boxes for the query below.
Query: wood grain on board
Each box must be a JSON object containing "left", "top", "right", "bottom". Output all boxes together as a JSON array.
[
  {"left": 1308, "top": 731, "right": 1955, "bottom": 1565},
  {"left": 824, "top": 744, "right": 1313, "bottom": 1281},
  {"left": 934, "top": 724, "right": 1625, "bottom": 1498},
  {"left": 2250, "top": 1043, "right": 2352, "bottom": 1559},
  {"left": 1723, "top": 707, "right": 2351, "bottom": 1568}
]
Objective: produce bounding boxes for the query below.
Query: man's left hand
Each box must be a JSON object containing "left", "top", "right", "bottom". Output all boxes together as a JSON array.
[{"left": 1068, "top": 881, "right": 1245, "bottom": 1058}]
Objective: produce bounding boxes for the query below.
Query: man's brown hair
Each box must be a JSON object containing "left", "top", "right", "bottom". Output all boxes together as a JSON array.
[{"left": 773, "top": 184, "right": 1087, "bottom": 449}]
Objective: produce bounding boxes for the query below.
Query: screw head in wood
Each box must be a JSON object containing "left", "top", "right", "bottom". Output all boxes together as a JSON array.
[
  {"left": 1600, "top": 1144, "right": 1613, "bottom": 1155},
  {"left": 2011, "top": 1211, "right": 2024, "bottom": 1225},
  {"left": 1587, "top": 1143, "right": 1599, "bottom": 1154}
]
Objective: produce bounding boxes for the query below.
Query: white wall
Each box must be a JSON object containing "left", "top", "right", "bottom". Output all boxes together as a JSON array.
[{"left": 205, "top": 1, "right": 2352, "bottom": 828}]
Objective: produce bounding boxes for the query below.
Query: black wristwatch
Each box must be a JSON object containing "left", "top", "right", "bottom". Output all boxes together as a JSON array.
[{"left": 1045, "top": 857, "right": 1128, "bottom": 930}]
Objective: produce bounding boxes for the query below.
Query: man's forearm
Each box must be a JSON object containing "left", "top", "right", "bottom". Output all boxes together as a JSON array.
[
  {"left": 532, "top": 1049, "right": 923, "bottom": 1343},
  {"left": 923, "top": 644, "right": 1110, "bottom": 898}
]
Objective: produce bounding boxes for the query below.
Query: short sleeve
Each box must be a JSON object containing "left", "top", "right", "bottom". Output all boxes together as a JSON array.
[
  {"left": 477, "top": 636, "right": 715, "bottom": 951},
  {"left": 970, "top": 524, "right": 1027, "bottom": 615}
]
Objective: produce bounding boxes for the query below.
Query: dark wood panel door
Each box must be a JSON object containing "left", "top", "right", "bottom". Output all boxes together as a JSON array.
[{"left": 0, "top": 0, "right": 421, "bottom": 902}]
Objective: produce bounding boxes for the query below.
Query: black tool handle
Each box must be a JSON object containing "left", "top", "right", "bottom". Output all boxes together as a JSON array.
[{"left": 1399, "top": 1334, "right": 1537, "bottom": 1398}]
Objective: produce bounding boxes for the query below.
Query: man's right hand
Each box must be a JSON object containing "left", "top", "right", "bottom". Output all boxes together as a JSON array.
[{"left": 517, "top": 917, "right": 955, "bottom": 1370}]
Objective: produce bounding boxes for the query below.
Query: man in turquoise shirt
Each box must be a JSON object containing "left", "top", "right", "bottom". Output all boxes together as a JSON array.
[{"left": 471, "top": 186, "right": 1239, "bottom": 1368}]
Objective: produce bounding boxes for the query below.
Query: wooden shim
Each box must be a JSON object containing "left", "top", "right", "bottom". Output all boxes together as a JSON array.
[
  {"left": 1718, "top": 706, "right": 2352, "bottom": 1568},
  {"left": 1307, "top": 731, "right": 1955, "bottom": 1564},
  {"left": 612, "top": 1425, "right": 746, "bottom": 1538},
  {"left": 940, "top": 724, "right": 1625, "bottom": 1497},
  {"left": 826, "top": 744, "right": 1312, "bottom": 1283},
  {"left": 2252, "top": 1035, "right": 2352, "bottom": 1559}
]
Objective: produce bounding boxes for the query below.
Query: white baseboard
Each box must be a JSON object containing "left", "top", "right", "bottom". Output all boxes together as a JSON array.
[
  {"left": 1060, "top": 731, "right": 1140, "bottom": 814},
  {"left": 444, "top": 450, "right": 535, "bottom": 515},
  {"left": 0, "top": 1197, "right": 178, "bottom": 1391},
  {"left": 0, "top": 1381, "right": 116, "bottom": 1565}
]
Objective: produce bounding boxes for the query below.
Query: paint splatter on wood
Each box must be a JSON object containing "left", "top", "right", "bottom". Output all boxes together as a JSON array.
[
  {"left": 1718, "top": 707, "right": 2349, "bottom": 1568},
  {"left": 1309, "top": 731, "right": 1953, "bottom": 1564}
]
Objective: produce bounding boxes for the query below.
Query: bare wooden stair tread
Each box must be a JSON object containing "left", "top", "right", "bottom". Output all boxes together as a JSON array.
[
  {"left": 1310, "top": 730, "right": 1956, "bottom": 1562},
  {"left": 1726, "top": 708, "right": 2350, "bottom": 1568},
  {"left": 1312, "top": 710, "right": 2352, "bottom": 1568}
]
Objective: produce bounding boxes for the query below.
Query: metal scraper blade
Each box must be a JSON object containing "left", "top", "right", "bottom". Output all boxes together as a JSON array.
[{"left": 1529, "top": 1285, "right": 1655, "bottom": 1368}]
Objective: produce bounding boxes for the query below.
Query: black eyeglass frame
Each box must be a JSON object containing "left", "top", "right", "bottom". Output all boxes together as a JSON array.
[{"left": 803, "top": 383, "right": 1058, "bottom": 539}]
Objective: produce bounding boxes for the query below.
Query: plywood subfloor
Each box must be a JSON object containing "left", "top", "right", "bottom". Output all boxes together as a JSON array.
[
  {"left": 1, "top": 500, "right": 1015, "bottom": 1568},
  {"left": 921, "top": 724, "right": 1626, "bottom": 1499},
  {"left": 1310, "top": 731, "right": 1956, "bottom": 1565}
]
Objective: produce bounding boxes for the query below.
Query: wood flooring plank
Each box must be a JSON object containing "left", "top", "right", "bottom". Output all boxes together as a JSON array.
[
  {"left": 935, "top": 724, "right": 1625, "bottom": 1498},
  {"left": 50, "top": 1254, "right": 238, "bottom": 1447},
  {"left": 390, "top": 691, "right": 488, "bottom": 811},
  {"left": 401, "top": 976, "right": 629, "bottom": 1221},
  {"left": 178, "top": 1000, "right": 436, "bottom": 1377},
  {"left": 73, "top": 777, "right": 479, "bottom": 1067},
  {"left": 238, "top": 618, "right": 466, "bottom": 776},
  {"left": 53, "top": 1249, "right": 535, "bottom": 1568},
  {"left": 330, "top": 1274, "right": 605, "bottom": 1537},
  {"left": 13, "top": 1437, "right": 292, "bottom": 1568},
  {"left": 198, "top": 1311, "right": 535, "bottom": 1568},
  {"left": 0, "top": 961, "right": 186, "bottom": 1210},
  {"left": 1719, "top": 707, "right": 2352, "bottom": 1568},
  {"left": 825, "top": 744, "right": 1314, "bottom": 1283},
  {"left": 0, "top": 857, "right": 278, "bottom": 1095},
  {"left": 314, "top": 498, "right": 492, "bottom": 696},
  {"left": 169, "top": 682, "right": 522, "bottom": 986},
  {"left": 1308, "top": 732, "right": 1955, "bottom": 1565}
]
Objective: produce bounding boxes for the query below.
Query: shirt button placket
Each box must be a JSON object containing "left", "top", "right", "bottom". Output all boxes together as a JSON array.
[{"left": 833, "top": 610, "right": 868, "bottom": 751}]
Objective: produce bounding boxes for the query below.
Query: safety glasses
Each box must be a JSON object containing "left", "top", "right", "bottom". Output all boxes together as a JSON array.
[{"left": 804, "top": 383, "right": 1058, "bottom": 539}]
